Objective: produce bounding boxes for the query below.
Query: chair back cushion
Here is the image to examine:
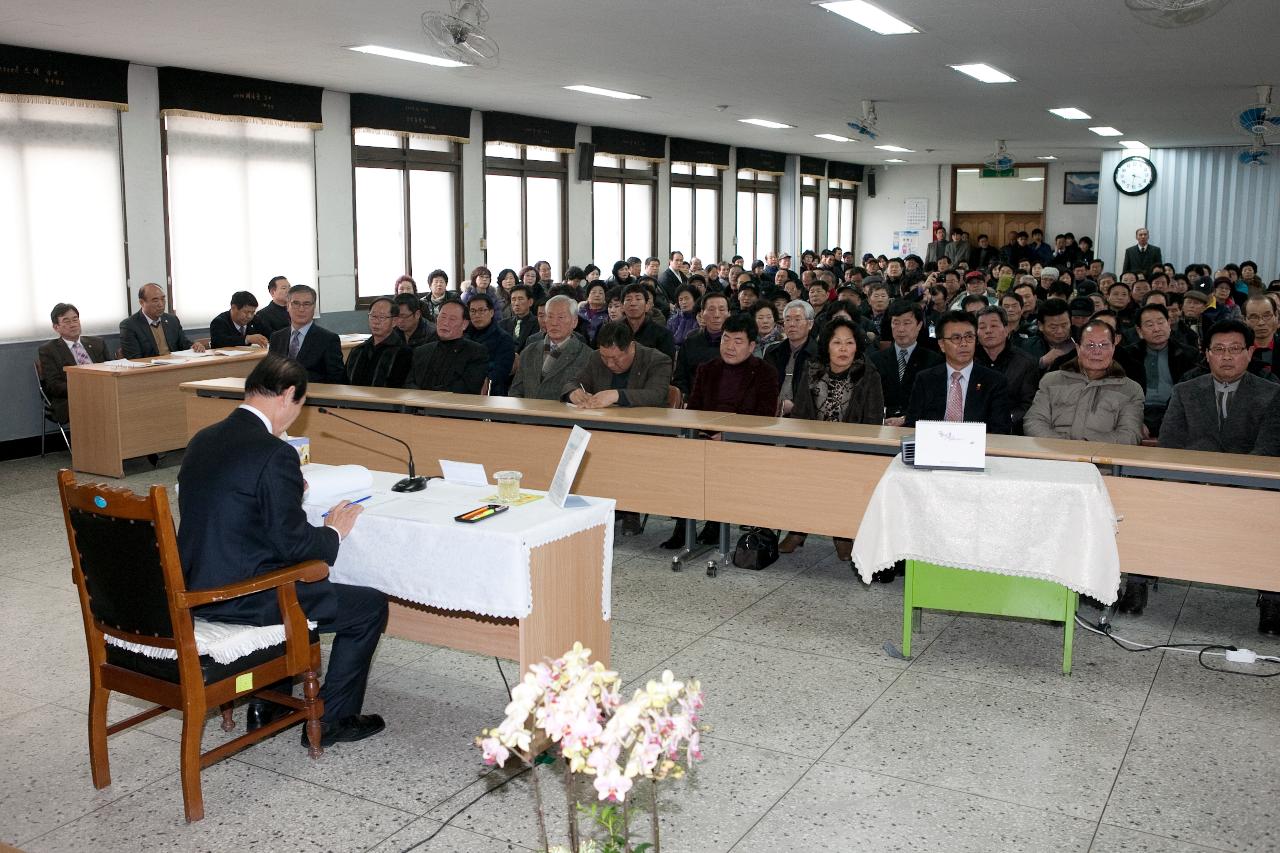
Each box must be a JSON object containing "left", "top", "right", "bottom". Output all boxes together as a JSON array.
[{"left": 69, "top": 509, "right": 174, "bottom": 638}]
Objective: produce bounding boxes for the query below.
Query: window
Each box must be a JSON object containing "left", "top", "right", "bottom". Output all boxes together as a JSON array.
[
  {"left": 592, "top": 155, "right": 656, "bottom": 269},
  {"left": 1, "top": 102, "right": 127, "bottom": 342},
  {"left": 670, "top": 163, "right": 720, "bottom": 265},
  {"left": 827, "top": 179, "right": 858, "bottom": 253},
  {"left": 353, "top": 130, "right": 461, "bottom": 300},
  {"left": 801, "top": 176, "right": 820, "bottom": 254},
  {"left": 164, "top": 115, "right": 316, "bottom": 324},
  {"left": 736, "top": 169, "right": 778, "bottom": 265},
  {"left": 484, "top": 142, "right": 567, "bottom": 277}
]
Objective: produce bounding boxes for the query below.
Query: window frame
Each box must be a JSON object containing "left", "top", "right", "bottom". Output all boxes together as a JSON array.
[
  {"left": 827, "top": 178, "right": 859, "bottom": 254},
  {"left": 735, "top": 169, "right": 780, "bottom": 263},
  {"left": 483, "top": 143, "right": 569, "bottom": 275},
  {"left": 670, "top": 161, "right": 722, "bottom": 263},
  {"left": 591, "top": 155, "right": 657, "bottom": 268},
  {"left": 800, "top": 175, "right": 820, "bottom": 254}
]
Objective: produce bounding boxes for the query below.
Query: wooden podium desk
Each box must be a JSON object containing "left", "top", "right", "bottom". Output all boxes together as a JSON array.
[{"left": 67, "top": 341, "right": 362, "bottom": 477}]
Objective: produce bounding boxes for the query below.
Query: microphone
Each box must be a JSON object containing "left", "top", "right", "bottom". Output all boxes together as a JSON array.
[{"left": 316, "top": 407, "right": 430, "bottom": 492}]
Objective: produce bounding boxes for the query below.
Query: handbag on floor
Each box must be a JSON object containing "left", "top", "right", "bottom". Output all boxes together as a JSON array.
[{"left": 732, "top": 527, "right": 779, "bottom": 571}]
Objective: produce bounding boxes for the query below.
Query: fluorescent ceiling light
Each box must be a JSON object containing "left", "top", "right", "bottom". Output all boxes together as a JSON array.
[
  {"left": 875, "top": 144, "right": 915, "bottom": 152},
  {"left": 815, "top": 133, "right": 854, "bottom": 142},
  {"left": 739, "top": 118, "right": 794, "bottom": 129},
  {"left": 884, "top": 158, "right": 907, "bottom": 163},
  {"left": 1089, "top": 126, "right": 1123, "bottom": 137},
  {"left": 950, "top": 63, "right": 1017, "bottom": 84},
  {"left": 1022, "top": 177, "right": 1044, "bottom": 182},
  {"left": 1036, "top": 155, "right": 1058, "bottom": 160},
  {"left": 957, "top": 168, "right": 979, "bottom": 173},
  {"left": 1048, "top": 107, "right": 1091, "bottom": 120},
  {"left": 347, "top": 44, "right": 468, "bottom": 68},
  {"left": 1120, "top": 139, "right": 1148, "bottom": 150},
  {"left": 564, "top": 84, "right": 648, "bottom": 100},
  {"left": 817, "top": 0, "right": 918, "bottom": 35}
]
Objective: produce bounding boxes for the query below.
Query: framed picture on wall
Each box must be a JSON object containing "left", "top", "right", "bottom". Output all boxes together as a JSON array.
[{"left": 1063, "top": 171, "right": 1100, "bottom": 205}]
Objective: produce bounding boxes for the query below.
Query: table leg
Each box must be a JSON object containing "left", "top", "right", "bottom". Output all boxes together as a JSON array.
[
  {"left": 1062, "top": 590, "right": 1078, "bottom": 675},
  {"left": 902, "top": 560, "right": 915, "bottom": 658},
  {"left": 672, "top": 517, "right": 713, "bottom": 570}
]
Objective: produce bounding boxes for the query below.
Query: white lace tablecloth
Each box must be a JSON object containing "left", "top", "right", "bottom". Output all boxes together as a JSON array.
[
  {"left": 851, "top": 455, "right": 1121, "bottom": 603},
  {"left": 302, "top": 466, "right": 615, "bottom": 620}
]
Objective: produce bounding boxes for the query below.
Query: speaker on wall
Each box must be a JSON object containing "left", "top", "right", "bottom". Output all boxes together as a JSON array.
[
  {"left": 577, "top": 142, "right": 595, "bottom": 182},
  {"left": 867, "top": 169, "right": 877, "bottom": 198}
]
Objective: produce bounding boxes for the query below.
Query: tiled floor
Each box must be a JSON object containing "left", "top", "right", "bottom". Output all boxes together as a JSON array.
[{"left": 2, "top": 450, "right": 1277, "bottom": 852}]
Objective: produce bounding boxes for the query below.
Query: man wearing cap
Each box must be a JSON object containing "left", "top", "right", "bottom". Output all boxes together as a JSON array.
[
  {"left": 1123, "top": 227, "right": 1164, "bottom": 276},
  {"left": 1067, "top": 296, "right": 1096, "bottom": 338},
  {"left": 950, "top": 271, "right": 994, "bottom": 310},
  {"left": 1039, "top": 266, "right": 1060, "bottom": 293}
]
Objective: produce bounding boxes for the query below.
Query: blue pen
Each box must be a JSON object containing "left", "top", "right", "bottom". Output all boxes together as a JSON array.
[{"left": 322, "top": 495, "right": 372, "bottom": 517}]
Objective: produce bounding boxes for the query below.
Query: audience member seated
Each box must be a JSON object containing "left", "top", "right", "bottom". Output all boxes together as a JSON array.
[
  {"left": 673, "top": 292, "right": 732, "bottom": 397},
  {"left": 344, "top": 297, "right": 412, "bottom": 389},
  {"left": 464, "top": 293, "right": 515, "bottom": 396},
  {"left": 578, "top": 281, "right": 610, "bottom": 344},
  {"left": 566, "top": 321, "right": 671, "bottom": 410},
  {"left": 510, "top": 295, "right": 591, "bottom": 401},
  {"left": 663, "top": 314, "right": 781, "bottom": 550},
  {"left": 404, "top": 298, "right": 488, "bottom": 393},
  {"left": 1019, "top": 298, "right": 1076, "bottom": 374},
  {"left": 906, "top": 310, "right": 1011, "bottom": 433},
  {"left": 752, "top": 301, "right": 783, "bottom": 356},
  {"left": 780, "top": 316, "right": 886, "bottom": 560},
  {"left": 1023, "top": 320, "right": 1143, "bottom": 444},
  {"left": 422, "top": 269, "right": 450, "bottom": 320},
  {"left": 119, "top": 282, "right": 204, "bottom": 358},
  {"left": 501, "top": 284, "right": 539, "bottom": 352},
  {"left": 1179, "top": 289, "right": 1211, "bottom": 348},
  {"left": 764, "top": 300, "right": 818, "bottom": 416},
  {"left": 250, "top": 275, "right": 292, "bottom": 337},
  {"left": 395, "top": 275, "right": 417, "bottom": 295},
  {"left": 38, "top": 302, "right": 108, "bottom": 423},
  {"left": 666, "top": 284, "right": 700, "bottom": 347},
  {"left": 209, "top": 291, "right": 269, "bottom": 348},
  {"left": 869, "top": 301, "right": 944, "bottom": 426},
  {"left": 1243, "top": 294, "right": 1280, "bottom": 380},
  {"left": 975, "top": 306, "right": 1038, "bottom": 434},
  {"left": 1117, "top": 304, "right": 1198, "bottom": 438},
  {"left": 267, "top": 284, "right": 345, "bottom": 384},
  {"left": 392, "top": 293, "right": 437, "bottom": 348},
  {"left": 621, "top": 282, "right": 676, "bottom": 361}
]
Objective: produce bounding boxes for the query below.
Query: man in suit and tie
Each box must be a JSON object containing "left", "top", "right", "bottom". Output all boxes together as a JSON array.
[
  {"left": 1122, "top": 227, "right": 1164, "bottom": 276},
  {"left": 38, "top": 302, "right": 109, "bottom": 423},
  {"left": 209, "top": 291, "right": 270, "bottom": 348},
  {"left": 178, "top": 353, "right": 387, "bottom": 747},
  {"left": 501, "top": 284, "right": 539, "bottom": 353},
  {"left": 870, "top": 300, "right": 944, "bottom": 426},
  {"left": 657, "top": 250, "right": 688, "bottom": 305},
  {"left": 268, "top": 284, "right": 346, "bottom": 384},
  {"left": 906, "top": 310, "right": 1012, "bottom": 433},
  {"left": 119, "top": 283, "right": 205, "bottom": 358},
  {"left": 510, "top": 294, "right": 591, "bottom": 400}
]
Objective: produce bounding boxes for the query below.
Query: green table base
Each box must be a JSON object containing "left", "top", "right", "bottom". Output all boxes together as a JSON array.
[{"left": 902, "top": 559, "right": 1079, "bottom": 675}]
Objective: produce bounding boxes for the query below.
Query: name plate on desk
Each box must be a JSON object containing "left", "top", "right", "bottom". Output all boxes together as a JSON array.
[{"left": 911, "top": 420, "right": 986, "bottom": 471}]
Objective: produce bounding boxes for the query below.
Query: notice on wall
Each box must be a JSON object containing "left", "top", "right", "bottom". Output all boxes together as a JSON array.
[
  {"left": 904, "top": 197, "right": 929, "bottom": 230},
  {"left": 893, "top": 230, "right": 922, "bottom": 257}
]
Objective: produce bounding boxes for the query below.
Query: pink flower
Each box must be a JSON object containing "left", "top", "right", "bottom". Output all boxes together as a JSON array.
[
  {"left": 593, "top": 770, "right": 633, "bottom": 803},
  {"left": 480, "top": 736, "right": 510, "bottom": 766}
]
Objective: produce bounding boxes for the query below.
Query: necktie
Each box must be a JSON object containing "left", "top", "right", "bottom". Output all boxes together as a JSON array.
[
  {"left": 514, "top": 318, "right": 522, "bottom": 340},
  {"left": 71, "top": 341, "right": 91, "bottom": 365},
  {"left": 542, "top": 341, "right": 558, "bottom": 376},
  {"left": 1218, "top": 388, "right": 1232, "bottom": 419},
  {"left": 945, "top": 371, "right": 964, "bottom": 421},
  {"left": 289, "top": 330, "right": 302, "bottom": 359},
  {"left": 897, "top": 348, "right": 908, "bottom": 381}
]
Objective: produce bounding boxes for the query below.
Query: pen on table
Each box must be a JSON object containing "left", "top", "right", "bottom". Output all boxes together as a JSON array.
[{"left": 322, "top": 495, "right": 371, "bottom": 517}]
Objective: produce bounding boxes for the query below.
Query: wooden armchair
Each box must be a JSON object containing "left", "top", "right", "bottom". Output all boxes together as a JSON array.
[{"left": 56, "top": 469, "right": 328, "bottom": 822}]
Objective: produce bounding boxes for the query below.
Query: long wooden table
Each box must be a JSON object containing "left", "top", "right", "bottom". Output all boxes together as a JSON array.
[
  {"left": 67, "top": 341, "right": 362, "bottom": 477},
  {"left": 180, "top": 378, "right": 1280, "bottom": 593}
]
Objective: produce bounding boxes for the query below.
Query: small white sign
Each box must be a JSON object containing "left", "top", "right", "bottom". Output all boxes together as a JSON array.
[
  {"left": 913, "top": 420, "right": 986, "bottom": 471},
  {"left": 439, "top": 459, "right": 489, "bottom": 486},
  {"left": 547, "top": 425, "right": 592, "bottom": 508}
]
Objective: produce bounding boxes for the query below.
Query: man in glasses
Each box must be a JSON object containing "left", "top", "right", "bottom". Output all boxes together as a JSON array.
[
  {"left": 905, "top": 310, "right": 1011, "bottom": 433},
  {"left": 268, "top": 284, "right": 346, "bottom": 383}
]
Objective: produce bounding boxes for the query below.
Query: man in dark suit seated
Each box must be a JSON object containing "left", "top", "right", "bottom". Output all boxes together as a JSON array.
[
  {"left": 404, "top": 297, "right": 489, "bottom": 393},
  {"left": 38, "top": 302, "right": 108, "bottom": 423},
  {"left": 566, "top": 321, "right": 672, "bottom": 409},
  {"left": 975, "top": 306, "right": 1038, "bottom": 434},
  {"left": 465, "top": 293, "right": 515, "bottom": 396},
  {"left": 869, "top": 300, "right": 944, "bottom": 426},
  {"left": 392, "top": 293, "right": 437, "bottom": 348},
  {"left": 119, "top": 282, "right": 205, "bottom": 358},
  {"left": 209, "top": 291, "right": 270, "bottom": 348},
  {"left": 1117, "top": 304, "right": 1199, "bottom": 438},
  {"left": 267, "top": 284, "right": 346, "bottom": 384},
  {"left": 509, "top": 295, "right": 591, "bottom": 401},
  {"left": 501, "top": 284, "right": 539, "bottom": 353},
  {"left": 345, "top": 297, "right": 412, "bottom": 388},
  {"left": 178, "top": 354, "right": 387, "bottom": 747},
  {"left": 251, "top": 276, "right": 292, "bottom": 338},
  {"left": 907, "top": 310, "right": 1011, "bottom": 433}
]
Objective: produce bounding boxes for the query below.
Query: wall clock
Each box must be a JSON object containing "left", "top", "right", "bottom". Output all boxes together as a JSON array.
[{"left": 1113, "top": 156, "right": 1156, "bottom": 196}]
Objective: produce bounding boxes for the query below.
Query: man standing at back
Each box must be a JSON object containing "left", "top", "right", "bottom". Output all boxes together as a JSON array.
[
  {"left": 906, "top": 310, "right": 1011, "bottom": 433},
  {"left": 119, "top": 283, "right": 204, "bottom": 358},
  {"left": 658, "top": 250, "right": 688, "bottom": 305},
  {"left": 1122, "top": 227, "right": 1163, "bottom": 276},
  {"left": 268, "top": 284, "right": 346, "bottom": 383},
  {"left": 178, "top": 354, "right": 387, "bottom": 747}
]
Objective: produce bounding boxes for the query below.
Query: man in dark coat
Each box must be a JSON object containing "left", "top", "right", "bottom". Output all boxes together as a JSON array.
[
  {"left": 250, "top": 275, "right": 292, "bottom": 337},
  {"left": 345, "top": 297, "right": 413, "bottom": 388},
  {"left": 1116, "top": 303, "right": 1200, "bottom": 437},
  {"left": 178, "top": 354, "right": 387, "bottom": 747},
  {"left": 975, "top": 306, "right": 1038, "bottom": 434},
  {"left": 209, "top": 291, "right": 270, "bottom": 348},
  {"left": 119, "top": 282, "right": 204, "bottom": 358},
  {"left": 38, "top": 302, "right": 109, "bottom": 423},
  {"left": 464, "top": 292, "right": 516, "bottom": 396},
  {"left": 906, "top": 310, "right": 1011, "bottom": 433},
  {"left": 1122, "top": 227, "right": 1163, "bottom": 276},
  {"left": 404, "top": 298, "right": 489, "bottom": 393},
  {"left": 867, "top": 300, "right": 943, "bottom": 425},
  {"left": 267, "top": 284, "right": 346, "bottom": 384}
]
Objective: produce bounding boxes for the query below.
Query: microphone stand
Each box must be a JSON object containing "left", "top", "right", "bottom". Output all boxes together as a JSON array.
[{"left": 317, "top": 407, "right": 430, "bottom": 492}]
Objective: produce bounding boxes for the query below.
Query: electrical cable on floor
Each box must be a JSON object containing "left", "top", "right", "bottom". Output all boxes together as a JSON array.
[{"left": 1074, "top": 614, "right": 1280, "bottom": 677}]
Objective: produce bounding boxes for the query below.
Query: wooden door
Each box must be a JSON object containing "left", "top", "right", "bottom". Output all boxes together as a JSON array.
[{"left": 952, "top": 213, "right": 1043, "bottom": 246}]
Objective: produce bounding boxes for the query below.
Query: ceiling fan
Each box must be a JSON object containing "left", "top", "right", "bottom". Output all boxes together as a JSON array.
[{"left": 422, "top": 0, "right": 500, "bottom": 68}]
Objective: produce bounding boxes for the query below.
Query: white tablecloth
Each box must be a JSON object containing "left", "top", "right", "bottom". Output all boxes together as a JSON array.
[
  {"left": 302, "top": 466, "right": 615, "bottom": 620},
  {"left": 851, "top": 455, "right": 1121, "bottom": 603}
]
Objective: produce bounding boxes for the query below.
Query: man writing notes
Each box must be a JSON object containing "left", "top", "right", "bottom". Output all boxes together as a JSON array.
[
  {"left": 178, "top": 354, "right": 387, "bottom": 747},
  {"left": 119, "top": 282, "right": 205, "bottom": 357},
  {"left": 209, "top": 291, "right": 270, "bottom": 348}
]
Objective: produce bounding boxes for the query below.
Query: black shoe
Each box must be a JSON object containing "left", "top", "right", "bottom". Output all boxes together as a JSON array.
[
  {"left": 872, "top": 568, "right": 897, "bottom": 583},
  {"left": 245, "top": 699, "right": 287, "bottom": 733},
  {"left": 303, "top": 714, "right": 386, "bottom": 749},
  {"left": 659, "top": 522, "right": 686, "bottom": 550},
  {"left": 1116, "top": 579, "right": 1148, "bottom": 616},
  {"left": 619, "top": 512, "right": 644, "bottom": 536},
  {"left": 1259, "top": 596, "right": 1280, "bottom": 635},
  {"left": 696, "top": 521, "right": 719, "bottom": 545}
]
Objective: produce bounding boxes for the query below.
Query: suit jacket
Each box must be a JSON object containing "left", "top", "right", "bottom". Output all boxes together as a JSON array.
[
  {"left": 509, "top": 334, "right": 592, "bottom": 401},
  {"left": 1122, "top": 243, "right": 1164, "bottom": 275},
  {"left": 118, "top": 311, "right": 193, "bottom": 358},
  {"left": 1117, "top": 339, "right": 1199, "bottom": 396},
  {"left": 208, "top": 310, "right": 256, "bottom": 348},
  {"left": 249, "top": 300, "right": 291, "bottom": 337},
  {"left": 501, "top": 312, "right": 540, "bottom": 353},
  {"left": 404, "top": 337, "right": 489, "bottom": 393},
  {"left": 268, "top": 323, "right": 346, "bottom": 384},
  {"left": 868, "top": 343, "right": 944, "bottom": 418},
  {"left": 37, "top": 336, "right": 108, "bottom": 422},
  {"left": 573, "top": 343, "right": 672, "bottom": 408},
  {"left": 906, "top": 362, "right": 1012, "bottom": 434},
  {"left": 177, "top": 407, "right": 340, "bottom": 625},
  {"left": 657, "top": 268, "right": 686, "bottom": 303},
  {"left": 976, "top": 345, "right": 1039, "bottom": 434},
  {"left": 1160, "top": 372, "right": 1280, "bottom": 454}
]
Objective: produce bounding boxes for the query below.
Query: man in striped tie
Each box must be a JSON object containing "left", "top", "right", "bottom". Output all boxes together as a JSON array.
[
  {"left": 905, "top": 310, "right": 1011, "bottom": 433},
  {"left": 38, "top": 303, "right": 109, "bottom": 424}
]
